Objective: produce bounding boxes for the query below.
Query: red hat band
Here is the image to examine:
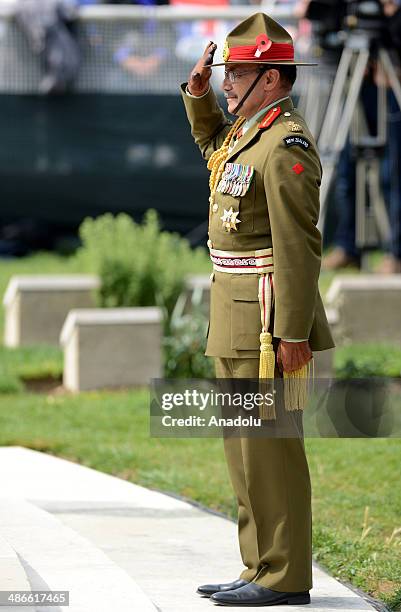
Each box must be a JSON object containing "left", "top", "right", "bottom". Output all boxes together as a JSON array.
[{"left": 227, "top": 42, "right": 294, "bottom": 63}]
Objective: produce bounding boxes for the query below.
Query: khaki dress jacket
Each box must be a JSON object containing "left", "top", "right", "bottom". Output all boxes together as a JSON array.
[{"left": 180, "top": 84, "right": 335, "bottom": 358}]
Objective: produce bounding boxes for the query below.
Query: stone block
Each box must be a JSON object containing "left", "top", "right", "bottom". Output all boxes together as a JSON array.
[
  {"left": 60, "top": 307, "right": 163, "bottom": 391},
  {"left": 313, "top": 348, "right": 335, "bottom": 378},
  {"left": 3, "top": 275, "right": 100, "bottom": 347},
  {"left": 326, "top": 275, "right": 401, "bottom": 344},
  {"left": 172, "top": 274, "right": 211, "bottom": 319}
]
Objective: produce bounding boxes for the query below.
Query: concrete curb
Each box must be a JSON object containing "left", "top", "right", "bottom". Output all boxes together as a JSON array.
[{"left": 0, "top": 498, "right": 157, "bottom": 612}]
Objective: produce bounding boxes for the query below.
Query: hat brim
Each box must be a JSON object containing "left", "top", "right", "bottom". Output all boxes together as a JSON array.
[{"left": 205, "top": 60, "right": 318, "bottom": 67}]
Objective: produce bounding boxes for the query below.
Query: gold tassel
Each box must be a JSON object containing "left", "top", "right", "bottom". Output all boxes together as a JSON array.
[
  {"left": 259, "top": 332, "right": 275, "bottom": 379},
  {"left": 283, "top": 358, "right": 313, "bottom": 412},
  {"left": 258, "top": 331, "right": 276, "bottom": 420}
]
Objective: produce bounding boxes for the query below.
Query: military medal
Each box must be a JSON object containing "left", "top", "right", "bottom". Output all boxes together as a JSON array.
[
  {"left": 220, "top": 207, "right": 241, "bottom": 232},
  {"left": 217, "top": 163, "right": 254, "bottom": 197}
]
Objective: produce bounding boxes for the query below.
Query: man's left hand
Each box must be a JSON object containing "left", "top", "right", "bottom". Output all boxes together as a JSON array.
[{"left": 277, "top": 340, "right": 312, "bottom": 373}]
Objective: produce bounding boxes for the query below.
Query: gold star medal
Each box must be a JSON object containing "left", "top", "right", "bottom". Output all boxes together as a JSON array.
[{"left": 220, "top": 207, "right": 240, "bottom": 232}]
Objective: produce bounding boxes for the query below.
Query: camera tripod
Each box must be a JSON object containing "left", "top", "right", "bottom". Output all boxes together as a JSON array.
[{"left": 313, "top": 31, "right": 401, "bottom": 264}]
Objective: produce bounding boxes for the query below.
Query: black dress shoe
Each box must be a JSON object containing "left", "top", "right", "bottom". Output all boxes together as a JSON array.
[
  {"left": 210, "top": 582, "right": 310, "bottom": 606},
  {"left": 197, "top": 579, "right": 249, "bottom": 597}
]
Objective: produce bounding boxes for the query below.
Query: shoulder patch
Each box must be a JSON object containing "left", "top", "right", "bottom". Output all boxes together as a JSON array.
[
  {"left": 283, "top": 135, "right": 311, "bottom": 150},
  {"left": 258, "top": 106, "right": 282, "bottom": 130}
]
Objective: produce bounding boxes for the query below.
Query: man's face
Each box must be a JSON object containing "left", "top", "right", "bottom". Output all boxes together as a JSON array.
[{"left": 221, "top": 64, "right": 264, "bottom": 118}]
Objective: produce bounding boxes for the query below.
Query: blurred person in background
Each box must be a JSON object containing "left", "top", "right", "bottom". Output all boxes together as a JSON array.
[
  {"left": 15, "top": 0, "right": 81, "bottom": 94},
  {"left": 299, "top": 0, "right": 401, "bottom": 272},
  {"left": 322, "top": 66, "right": 380, "bottom": 271},
  {"left": 371, "top": 0, "right": 401, "bottom": 273},
  {"left": 321, "top": 55, "right": 401, "bottom": 273},
  {"left": 171, "top": 0, "right": 229, "bottom": 90},
  {"left": 114, "top": 34, "right": 168, "bottom": 76}
]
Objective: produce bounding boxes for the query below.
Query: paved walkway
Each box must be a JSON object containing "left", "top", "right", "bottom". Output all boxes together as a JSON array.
[{"left": 0, "top": 447, "right": 379, "bottom": 612}]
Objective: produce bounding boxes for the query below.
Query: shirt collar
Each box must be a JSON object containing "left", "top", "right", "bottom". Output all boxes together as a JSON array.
[{"left": 242, "top": 96, "right": 290, "bottom": 134}]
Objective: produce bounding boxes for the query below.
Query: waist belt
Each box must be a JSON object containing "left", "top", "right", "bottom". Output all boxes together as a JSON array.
[{"left": 209, "top": 247, "right": 273, "bottom": 274}]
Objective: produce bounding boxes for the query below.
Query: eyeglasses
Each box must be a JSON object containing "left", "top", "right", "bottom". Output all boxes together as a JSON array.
[{"left": 223, "top": 69, "right": 261, "bottom": 83}]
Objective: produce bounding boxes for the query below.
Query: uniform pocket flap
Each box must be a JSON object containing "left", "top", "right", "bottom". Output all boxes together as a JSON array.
[{"left": 231, "top": 276, "right": 259, "bottom": 301}]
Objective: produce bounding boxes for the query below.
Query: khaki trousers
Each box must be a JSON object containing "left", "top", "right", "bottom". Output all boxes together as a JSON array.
[{"left": 215, "top": 348, "right": 313, "bottom": 592}]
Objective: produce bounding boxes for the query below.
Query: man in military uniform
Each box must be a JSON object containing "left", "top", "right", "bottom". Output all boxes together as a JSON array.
[{"left": 180, "top": 12, "right": 335, "bottom": 607}]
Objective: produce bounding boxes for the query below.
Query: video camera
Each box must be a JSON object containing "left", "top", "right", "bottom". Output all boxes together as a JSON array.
[{"left": 306, "top": 0, "right": 401, "bottom": 51}]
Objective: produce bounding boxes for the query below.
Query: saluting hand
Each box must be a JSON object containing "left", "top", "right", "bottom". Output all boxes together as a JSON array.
[
  {"left": 277, "top": 340, "right": 313, "bottom": 373},
  {"left": 187, "top": 41, "right": 217, "bottom": 97}
]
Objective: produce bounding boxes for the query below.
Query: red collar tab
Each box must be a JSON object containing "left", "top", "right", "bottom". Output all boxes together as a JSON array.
[{"left": 258, "top": 106, "right": 282, "bottom": 130}]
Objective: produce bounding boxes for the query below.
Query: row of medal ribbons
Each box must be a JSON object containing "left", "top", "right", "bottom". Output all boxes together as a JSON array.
[{"left": 217, "top": 163, "right": 254, "bottom": 197}]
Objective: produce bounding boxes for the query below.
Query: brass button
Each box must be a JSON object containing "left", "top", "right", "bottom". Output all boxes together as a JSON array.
[
  {"left": 212, "top": 204, "right": 218, "bottom": 213},
  {"left": 207, "top": 239, "right": 212, "bottom": 248},
  {"left": 210, "top": 272, "right": 215, "bottom": 281}
]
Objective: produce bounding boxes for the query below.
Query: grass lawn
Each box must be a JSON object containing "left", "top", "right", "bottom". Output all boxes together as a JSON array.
[
  {"left": 0, "top": 251, "right": 400, "bottom": 610},
  {"left": 0, "top": 391, "right": 399, "bottom": 610}
]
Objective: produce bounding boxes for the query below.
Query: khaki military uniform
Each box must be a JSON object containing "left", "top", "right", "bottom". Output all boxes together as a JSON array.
[{"left": 181, "top": 83, "right": 334, "bottom": 592}]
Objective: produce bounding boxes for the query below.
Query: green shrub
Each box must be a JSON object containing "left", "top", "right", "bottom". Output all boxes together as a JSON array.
[
  {"left": 76, "top": 209, "right": 214, "bottom": 376},
  {"left": 76, "top": 210, "right": 208, "bottom": 327},
  {"left": 163, "top": 310, "right": 214, "bottom": 378},
  {"left": 335, "top": 343, "right": 401, "bottom": 378}
]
